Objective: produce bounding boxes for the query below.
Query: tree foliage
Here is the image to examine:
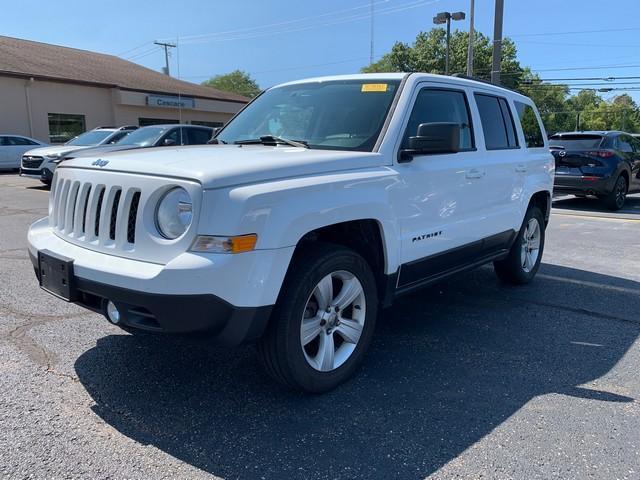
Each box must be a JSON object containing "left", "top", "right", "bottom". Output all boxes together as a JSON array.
[
  {"left": 202, "top": 70, "right": 261, "bottom": 98},
  {"left": 363, "top": 28, "right": 640, "bottom": 134}
]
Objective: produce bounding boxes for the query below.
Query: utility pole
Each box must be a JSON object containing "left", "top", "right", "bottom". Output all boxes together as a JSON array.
[
  {"left": 154, "top": 41, "right": 176, "bottom": 76},
  {"left": 491, "top": 0, "right": 504, "bottom": 84},
  {"left": 370, "top": 0, "right": 375, "bottom": 65},
  {"left": 466, "top": 0, "right": 475, "bottom": 76}
]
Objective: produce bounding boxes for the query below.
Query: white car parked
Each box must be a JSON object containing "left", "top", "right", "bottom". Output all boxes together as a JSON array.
[
  {"left": 20, "top": 125, "right": 137, "bottom": 185},
  {"left": 0, "top": 135, "right": 47, "bottom": 170},
  {"left": 28, "top": 74, "right": 554, "bottom": 392}
]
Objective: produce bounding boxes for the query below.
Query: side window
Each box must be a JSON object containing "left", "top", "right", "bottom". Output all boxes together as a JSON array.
[
  {"left": 106, "top": 131, "right": 130, "bottom": 144},
  {"left": 617, "top": 135, "right": 633, "bottom": 153},
  {"left": 186, "top": 128, "right": 213, "bottom": 145},
  {"left": 474, "top": 94, "right": 518, "bottom": 150},
  {"left": 514, "top": 101, "right": 545, "bottom": 148},
  {"left": 498, "top": 98, "right": 517, "bottom": 147},
  {"left": 0, "top": 136, "right": 6, "bottom": 146},
  {"left": 161, "top": 128, "right": 183, "bottom": 146},
  {"left": 402, "top": 88, "right": 474, "bottom": 150}
]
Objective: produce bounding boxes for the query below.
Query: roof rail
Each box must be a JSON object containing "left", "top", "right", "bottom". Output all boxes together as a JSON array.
[{"left": 450, "top": 73, "right": 522, "bottom": 94}]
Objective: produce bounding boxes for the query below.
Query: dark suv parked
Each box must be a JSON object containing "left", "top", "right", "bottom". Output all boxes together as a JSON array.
[{"left": 550, "top": 131, "right": 640, "bottom": 210}]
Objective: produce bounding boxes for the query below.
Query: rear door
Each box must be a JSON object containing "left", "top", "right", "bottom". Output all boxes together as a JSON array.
[
  {"left": 472, "top": 92, "right": 524, "bottom": 234},
  {"left": 0, "top": 137, "right": 8, "bottom": 165}
]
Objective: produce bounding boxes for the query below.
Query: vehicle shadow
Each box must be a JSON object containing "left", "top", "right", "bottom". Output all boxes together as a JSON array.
[
  {"left": 74, "top": 264, "right": 639, "bottom": 479},
  {"left": 553, "top": 193, "right": 640, "bottom": 215}
]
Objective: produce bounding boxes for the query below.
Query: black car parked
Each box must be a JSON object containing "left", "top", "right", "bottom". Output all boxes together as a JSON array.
[
  {"left": 550, "top": 131, "right": 640, "bottom": 210},
  {"left": 59, "top": 124, "right": 214, "bottom": 163}
]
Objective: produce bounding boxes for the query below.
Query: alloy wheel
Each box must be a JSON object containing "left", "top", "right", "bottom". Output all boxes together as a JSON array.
[
  {"left": 520, "top": 218, "right": 541, "bottom": 273},
  {"left": 300, "top": 270, "right": 366, "bottom": 372}
]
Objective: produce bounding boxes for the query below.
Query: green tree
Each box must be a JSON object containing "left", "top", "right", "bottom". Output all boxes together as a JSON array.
[
  {"left": 202, "top": 70, "right": 260, "bottom": 98},
  {"left": 362, "top": 29, "right": 524, "bottom": 89}
]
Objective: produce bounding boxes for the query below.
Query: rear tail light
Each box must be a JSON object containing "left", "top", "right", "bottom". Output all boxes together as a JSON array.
[{"left": 585, "top": 150, "right": 615, "bottom": 158}]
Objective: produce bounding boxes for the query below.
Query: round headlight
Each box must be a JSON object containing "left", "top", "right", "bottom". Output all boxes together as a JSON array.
[{"left": 155, "top": 187, "right": 193, "bottom": 239}]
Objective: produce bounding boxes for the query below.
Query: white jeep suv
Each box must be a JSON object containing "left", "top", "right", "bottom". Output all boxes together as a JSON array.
[{"left": 28, "top": 74, "right": 553, "bottom": 392}]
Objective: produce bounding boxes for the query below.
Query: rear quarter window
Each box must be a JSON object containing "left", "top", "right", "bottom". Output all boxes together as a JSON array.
[{"left": 514, "top": 102, "right": 545, "bottom": 148}]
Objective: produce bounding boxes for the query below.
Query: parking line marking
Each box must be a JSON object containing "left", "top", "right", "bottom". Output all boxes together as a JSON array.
[
  {"left": 538, "top": 273, "right": 640, "bottom": 295},
  {"left": 551, "top": 211, "right": 640, "bottom": 222}
]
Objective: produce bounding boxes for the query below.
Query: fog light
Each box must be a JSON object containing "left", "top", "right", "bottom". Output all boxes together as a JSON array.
[{"left": 106, "top": 301, "right": 120, "bottom": 324}]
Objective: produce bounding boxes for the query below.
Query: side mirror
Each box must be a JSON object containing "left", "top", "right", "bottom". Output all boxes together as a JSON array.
[
  {"left": 162, "top": 138, "right": 177, "bottom": 147},
  {"left": 399, "top": 122, "right": 461, "bottom": 163}
]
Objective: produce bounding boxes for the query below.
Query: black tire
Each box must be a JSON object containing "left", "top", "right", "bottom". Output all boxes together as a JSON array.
[
  {"left": 257, "top": 243, "right": 378, "bottom": 393},
  {"left": 493, "top": 206, "right": 545, "bottom": 285},
  {"left": 602, "top": 175, "right": 627, "bottom": 211}
]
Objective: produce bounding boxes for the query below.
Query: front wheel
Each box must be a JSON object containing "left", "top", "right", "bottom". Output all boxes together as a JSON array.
[
  {"left": 494, "top": 206, "right": 545, "bottom": 285},
  {"left": 258, "top": 243, "right": 378, "bottom": 393}
]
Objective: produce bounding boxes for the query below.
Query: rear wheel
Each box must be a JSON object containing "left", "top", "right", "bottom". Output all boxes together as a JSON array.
[
  {"left": 258, "top": 243, "right": 377, "bottom": 393},
  {"left": 602, "top": 175, "right": 627, "bottom": 211},
  {"left": 494, "top": 206, "right": 545, "bottom": 285}
]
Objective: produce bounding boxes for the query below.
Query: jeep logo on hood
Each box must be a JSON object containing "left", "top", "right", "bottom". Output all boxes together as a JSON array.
[{"left": 92, "top": 159, "right": 109, "bottom": 168}]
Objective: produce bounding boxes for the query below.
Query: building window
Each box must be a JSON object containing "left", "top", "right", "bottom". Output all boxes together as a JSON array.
[
  {"left": 139, "top": 117, "right": 179, "bottom": 127},
  {"left": 48, "top": 113, "right": 86, "bottom": 144},
  {"left": 190, "top": 120, "right": 224, "bottom": 128}
]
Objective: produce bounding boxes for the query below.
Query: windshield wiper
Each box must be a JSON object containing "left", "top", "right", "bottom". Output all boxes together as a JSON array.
[{"left": 235, "top": 135, "right": 309, "bottom": 148}]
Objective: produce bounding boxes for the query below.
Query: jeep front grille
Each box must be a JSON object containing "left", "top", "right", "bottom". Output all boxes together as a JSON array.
[
  {"left": 51, "top": 177, "right": 140, "bottom": 248},
  {"left": 49, "top": 167, "right": 201, "bottom": 263}
]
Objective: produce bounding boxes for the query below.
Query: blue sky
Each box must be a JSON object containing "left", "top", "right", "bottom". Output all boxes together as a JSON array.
[{"left": 3, "top": 0, "right": 640, "bottom": 101}]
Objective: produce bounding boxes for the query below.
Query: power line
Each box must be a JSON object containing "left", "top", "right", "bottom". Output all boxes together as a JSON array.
[
  {"left": 169, "top": 0, "right": 443, "bottom": 45},
  {"left": 117, "top": 41, "right": 154, "bottom": 57},
  {"left": 510, "top": 26, "right": 640, "bottom": 38}
]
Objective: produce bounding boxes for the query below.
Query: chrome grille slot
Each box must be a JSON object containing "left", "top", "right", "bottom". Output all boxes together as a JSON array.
[
  {"left": 74, "top": 184, "right": 91, "bottom": 236},
  {"left": 63, "top": 181, "right": 80, "bottom": 234},
  {"left": 93, "top": 188, "right": 105, "bottom": 239},
  {"left": 127, "top": 192, "right": 141, "bottom": 244},
  {"left": 109, "top": 190, "right": 122, "bottom": 241},
  {"left": 55, "top": 180, "right": 71, "bottom": 230}
]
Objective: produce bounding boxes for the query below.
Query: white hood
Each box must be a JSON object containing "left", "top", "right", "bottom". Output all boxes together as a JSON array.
[
  {"left": 59, "top": 144, "right": 386, "bottom": 189},
  {"left": 24, "top": 144, "right": 91, "bottom": 158}
]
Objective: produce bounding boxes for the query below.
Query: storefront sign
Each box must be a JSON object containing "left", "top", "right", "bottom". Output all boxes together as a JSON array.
[{"left": 146, "top": 95, "right": 195, "bottom": 109}]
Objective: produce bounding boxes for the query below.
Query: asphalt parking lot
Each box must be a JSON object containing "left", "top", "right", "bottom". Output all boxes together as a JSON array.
[{"left": 0, "top": 173, "right": 638, "bottom": 480}]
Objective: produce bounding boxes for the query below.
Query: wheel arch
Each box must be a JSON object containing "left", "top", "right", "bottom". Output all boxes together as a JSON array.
[
  {"left": 291, "top": 219, "right": 392, "bottom": 306},
  {"left": 528, "top": 190, "right": 551, "bottom": 225}
]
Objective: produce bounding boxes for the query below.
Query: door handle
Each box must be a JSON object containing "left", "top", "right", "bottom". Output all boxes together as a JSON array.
[
  {"left": 465, "top": 168, "right": 485, "bottom": 179},
  {"left": 516, "top": 164, "right": 527, "bottom": 173}
]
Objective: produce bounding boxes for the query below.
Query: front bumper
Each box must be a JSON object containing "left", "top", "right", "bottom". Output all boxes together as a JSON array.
[
  {"left": 28, "top": 218, "right": 294, "bottom": 344},
  {"left": 20, "top": 168, "right": 43, "bottom": 179},
  {"left": 29, "top": 250, "right": 272, "bottom": 343}
]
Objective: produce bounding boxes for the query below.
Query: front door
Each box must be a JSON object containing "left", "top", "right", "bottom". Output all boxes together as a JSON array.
[{"left": 392, "top": 84, "right": 493, "bottom": 289}]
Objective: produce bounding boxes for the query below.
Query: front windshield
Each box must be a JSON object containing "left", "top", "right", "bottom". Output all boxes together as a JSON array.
[
  {"left": 116, "top": 126, "right": 171, "bottom": 147},
  {"left": 217, "top": 79, "right": 401, "bottom": 151},
  {"left": 66, "top": 130, "right": 114, "bottom": 146}
]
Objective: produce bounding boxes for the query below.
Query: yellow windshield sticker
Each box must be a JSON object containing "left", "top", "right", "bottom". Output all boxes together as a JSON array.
[{"left": 361, "top": 83, "right": 388, "bottom": 92}]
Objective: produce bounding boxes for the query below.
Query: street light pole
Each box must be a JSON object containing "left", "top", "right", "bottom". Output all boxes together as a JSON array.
[
  {"left": 466, "top": 0, "right": 475, "bottom": 76},
  {"left": 434, "top": 11, "right": 465, "bottom": 76},
  {"left": 445, "top": 15, "right": 451, "bottom": 75}
]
